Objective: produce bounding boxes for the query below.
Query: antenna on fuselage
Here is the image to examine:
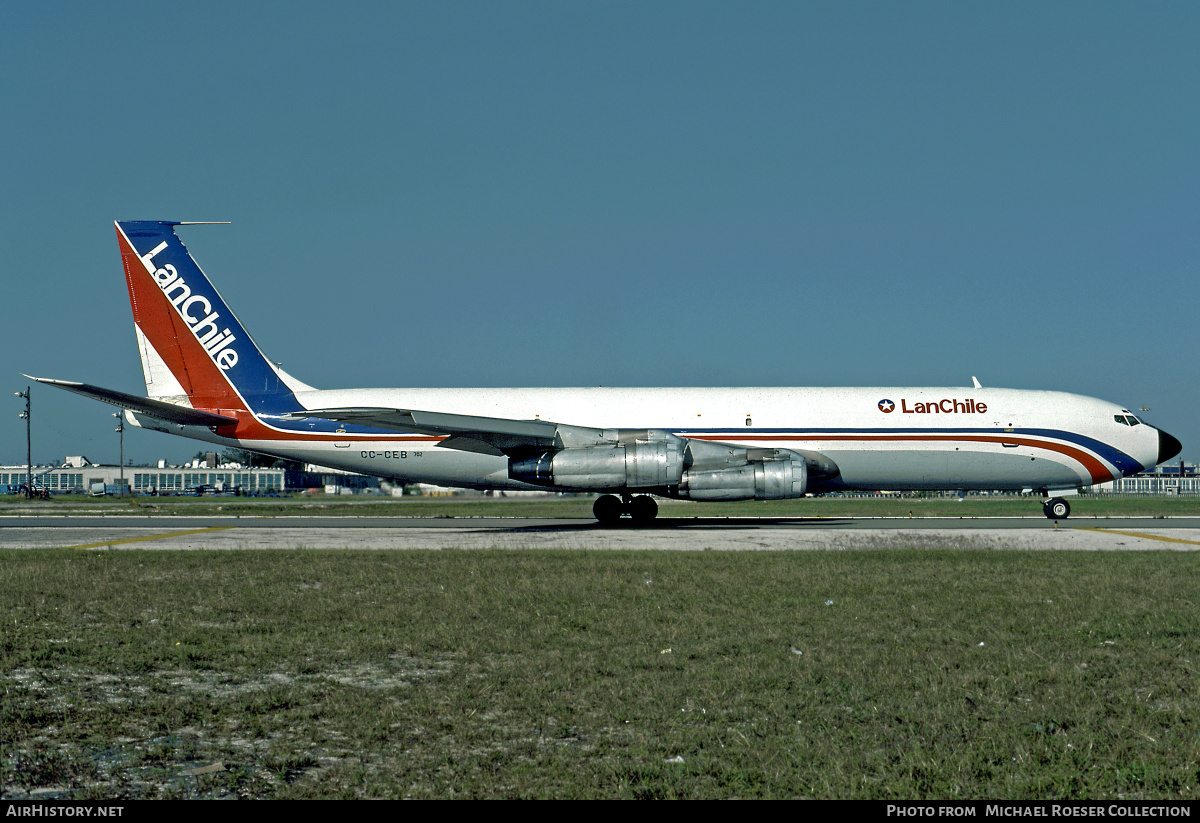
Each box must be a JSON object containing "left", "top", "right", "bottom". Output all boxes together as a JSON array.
[{"left": 971, "top": 376, "right": 982, "bottom": 389}]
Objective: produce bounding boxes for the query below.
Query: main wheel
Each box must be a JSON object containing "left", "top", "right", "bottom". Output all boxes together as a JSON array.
[
  {"left": 593, "top": 494, "right": 624, "bottom": 525},
  {"left": 628, "top": 495, "right": 658, "bottom": 524},
  {"left": 1044, "top": 497, "right": 1070, "bottom": 520}
]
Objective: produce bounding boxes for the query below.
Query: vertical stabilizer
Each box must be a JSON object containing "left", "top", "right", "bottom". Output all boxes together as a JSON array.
[{"left": 116, "top": 221, "right": 303, "bottom": 417}]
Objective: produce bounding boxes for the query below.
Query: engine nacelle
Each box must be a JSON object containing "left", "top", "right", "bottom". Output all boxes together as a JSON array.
[
  {"left": 509, "top": 436, "right": 685, "bottom": 490},
  {"left": 680, "top": 452, "right": 808, "bottom": 500}
]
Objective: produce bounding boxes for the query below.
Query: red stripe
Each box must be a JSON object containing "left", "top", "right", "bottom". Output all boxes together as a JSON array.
[{"left": 226, "top": 430, "right": 1113, "bottom": 485}]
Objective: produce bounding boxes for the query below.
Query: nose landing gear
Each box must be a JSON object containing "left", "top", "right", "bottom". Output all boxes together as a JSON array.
[{"left": 1043, "top": 497, "right": 1071, "bottom": 520}]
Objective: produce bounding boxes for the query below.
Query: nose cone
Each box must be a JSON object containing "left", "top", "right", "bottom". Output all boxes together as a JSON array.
[{"left": 1157, "top": 428, "right": 1183, "bottom": 465}]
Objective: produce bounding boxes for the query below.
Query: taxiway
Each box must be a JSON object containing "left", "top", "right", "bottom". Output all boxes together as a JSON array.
[{"left": 2, "top": 516, "right": 1199, "bottom": 551}]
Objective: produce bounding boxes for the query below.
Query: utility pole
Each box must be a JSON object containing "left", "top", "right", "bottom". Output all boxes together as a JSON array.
[
  {"left": 113, "top": 412, "right": 125, "bottom": 495},
  {"left": 15, "top": 387, "right": 30, "bottom": 496}
]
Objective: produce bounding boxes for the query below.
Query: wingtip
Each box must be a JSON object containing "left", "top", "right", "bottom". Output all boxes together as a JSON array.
[{"left": 23, "top": 375, "right": 76, "bottom": 387}]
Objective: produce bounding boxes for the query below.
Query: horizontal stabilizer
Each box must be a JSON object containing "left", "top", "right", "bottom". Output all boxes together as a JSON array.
[
  {"left": 25, "top": 376, "right": 238, "bottom": 428},
  {"left": 287, "top": 407, "right": 614, "bottom": 456}
]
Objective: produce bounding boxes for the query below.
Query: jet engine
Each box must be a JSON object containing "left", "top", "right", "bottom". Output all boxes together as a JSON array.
[
  {"left": 509, "top": 436, "right": 683, "bottom": 490},
  {"left": 679, "top": 452, "right": 807, "bottom": 500},
  {"left": 507, "top": 430, "right": 837, "bottom": 500}
]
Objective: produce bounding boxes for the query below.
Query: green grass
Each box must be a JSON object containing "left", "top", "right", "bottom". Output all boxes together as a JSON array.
[
  {"left": 3, "top": 493, "right": 1200, "bottom": 519},
  {"left": 2, "top": 549, "right": 1197, "bottom": 798}
]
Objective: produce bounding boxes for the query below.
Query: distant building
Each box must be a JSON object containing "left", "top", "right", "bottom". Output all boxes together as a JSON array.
[
  {"left": 295, "top": 464, "right": 383, "bottom": 494},
  {"left": 1088, "top": 461, "right": 1198, "bottom": 495},
  {"left": 2, "top": 456, "right": 284, "bottom": 495}
]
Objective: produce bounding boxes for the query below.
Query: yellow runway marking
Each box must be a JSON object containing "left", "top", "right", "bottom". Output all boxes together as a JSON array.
[
  {"left": 1075, "top": 527, "right": 1200, "bottom": 547},
  {"left": 64, "top": 526, "right": 235, "bottom": 549}
]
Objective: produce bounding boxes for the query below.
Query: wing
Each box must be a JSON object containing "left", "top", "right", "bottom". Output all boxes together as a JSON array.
[
  {"left": 25, "top": 376, "right": 238, "bottom": 428},
  {"left": 284, "top": 406, "right": 840, "bottom": 481},
  {"left": 285, "top": 407, "right": 617, "bottom": 456}
]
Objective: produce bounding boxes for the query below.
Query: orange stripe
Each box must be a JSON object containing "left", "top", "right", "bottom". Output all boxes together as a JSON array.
[
  {"left": 226, "top": 428, "right": 1114, "bottom": 485},
  {"left": 232, "top": 427, "right": 445, "bottom": 442}
]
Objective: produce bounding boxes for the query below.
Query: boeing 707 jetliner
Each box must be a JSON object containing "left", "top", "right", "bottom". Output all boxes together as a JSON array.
[{"left": 29, "top": 221, "right": 1182, "bottom": 523}]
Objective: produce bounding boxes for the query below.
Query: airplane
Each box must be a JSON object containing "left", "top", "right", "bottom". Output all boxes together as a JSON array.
[{"left": 29, "top": 220, "right": 1182, "bottom": 523}]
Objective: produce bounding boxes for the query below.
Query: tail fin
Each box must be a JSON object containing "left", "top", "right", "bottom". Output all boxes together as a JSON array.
[{"left": 117, "top": 221, "right": 311, "bottom": 418}]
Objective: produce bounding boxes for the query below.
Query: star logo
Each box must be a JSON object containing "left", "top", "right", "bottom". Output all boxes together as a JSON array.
[{"left": 878, "top": 399, "right": 895, "bottom": 413}]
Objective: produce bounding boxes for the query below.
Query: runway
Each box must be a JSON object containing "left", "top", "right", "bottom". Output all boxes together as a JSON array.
[{"left": 2, "top": 516, "right": 1199, "bottom": 551}]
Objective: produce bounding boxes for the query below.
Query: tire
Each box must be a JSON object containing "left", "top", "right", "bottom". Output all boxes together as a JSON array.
[
  {"left": 593, "top": 494, "right": 624, "bottom": 525},
  {"left": 628, "top": 495, "right": 658, "bottom": 524},
  {"left": 1045, "top": 497, "right": 1070, "bottom": 520}
]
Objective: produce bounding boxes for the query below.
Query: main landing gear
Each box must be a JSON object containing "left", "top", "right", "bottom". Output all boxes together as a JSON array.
[
  {"left": 593, "top": 494, "right": 658, "bottom": 525},
  {"left": 1043, "top": 497, "right": 1071, "bottom": 520}
]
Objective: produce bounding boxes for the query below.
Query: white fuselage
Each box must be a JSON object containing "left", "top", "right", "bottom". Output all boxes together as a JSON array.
[{"left": 135, "top": 385, "right": 1160, "bottom": 493}]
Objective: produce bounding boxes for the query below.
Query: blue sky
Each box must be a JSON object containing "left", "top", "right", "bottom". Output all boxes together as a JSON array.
[{"left": 3, "top": 1, "right": 1196, "bottom": 467}]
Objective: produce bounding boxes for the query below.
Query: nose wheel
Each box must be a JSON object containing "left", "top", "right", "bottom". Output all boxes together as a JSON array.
[
  {"left": 593, "top": 494, "right": 659, "bottom": 525},
  {"left": 1043, "top": 497, "right": 1071, "bottom": 520}
]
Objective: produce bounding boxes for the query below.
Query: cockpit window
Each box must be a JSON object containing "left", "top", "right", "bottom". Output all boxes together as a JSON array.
[
  {"left": 1127, "top": 415, "right": 1140, "bottom": 426},
  {"left": 1114, "top": 415, "right": 1128, "bottom": 425}
]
